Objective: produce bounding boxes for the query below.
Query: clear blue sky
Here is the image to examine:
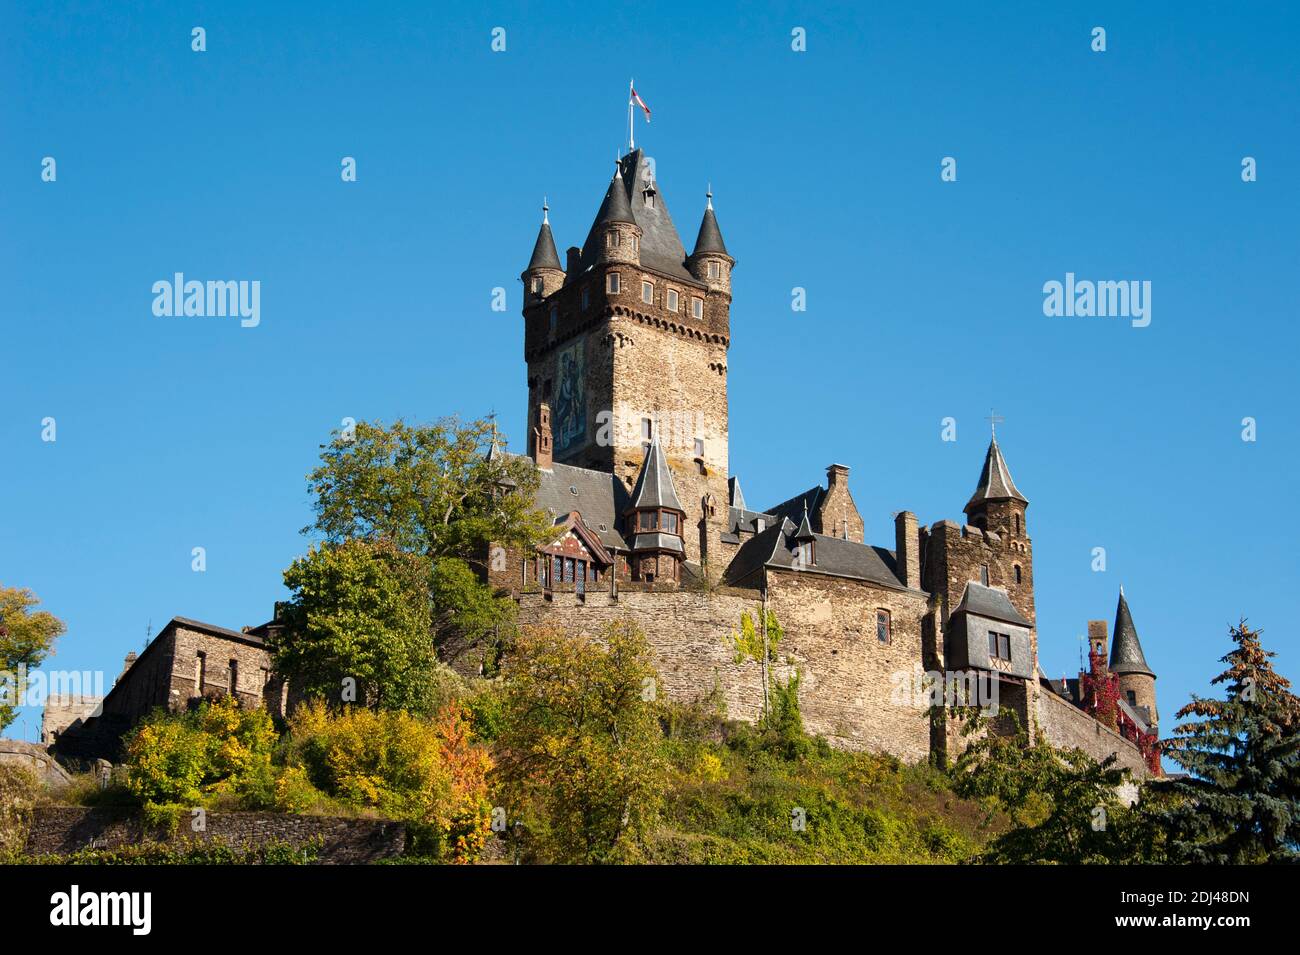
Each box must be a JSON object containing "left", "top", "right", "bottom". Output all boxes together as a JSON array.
[{"left": 3, "top": 1, "right": 1296, "bottom": 741}]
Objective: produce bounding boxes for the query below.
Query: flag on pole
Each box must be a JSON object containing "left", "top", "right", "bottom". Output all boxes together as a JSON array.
[{"left": 630, "top": 85, "right": 651, "bottom": 123}]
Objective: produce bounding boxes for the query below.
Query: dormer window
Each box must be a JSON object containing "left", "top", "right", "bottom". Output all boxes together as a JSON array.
[
  {"left": 607, "top": 273, "right": 621, "bottom": 294},
  {"left": 667, "top": 289, "right": 679, "bottom": 312},
  {"left": 642, "top": 281, "right": 653, "bottom": 304},
  {"left": 707, "top": 261, "right": 721, "bottom": 280},
  {"left": 989, "top": 631, "right": 1012, "bottom": 662},
  {"left": 691, "top": 297, "right": 703, "bottom": 319},
  {"left": 606, "top": 231, "right": 620, "bottom": 249},
  {"left": 643, "top": 187, "right": 656, "bottom": 209}
]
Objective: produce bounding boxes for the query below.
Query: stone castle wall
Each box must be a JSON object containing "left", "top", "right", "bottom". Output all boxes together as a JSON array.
[{"left": 1037, "top": 689, "right": 1150, "bottom": 779}]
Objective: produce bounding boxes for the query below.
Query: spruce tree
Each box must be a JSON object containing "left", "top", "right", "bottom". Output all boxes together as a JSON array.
[{"left": 1162, "top": 620, "right": 1300, "bottom": 863}]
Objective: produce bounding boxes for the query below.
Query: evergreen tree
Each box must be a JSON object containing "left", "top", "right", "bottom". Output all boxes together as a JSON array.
[{"left": 1161, "top": 620, "right": 1300, "bottom": 863}]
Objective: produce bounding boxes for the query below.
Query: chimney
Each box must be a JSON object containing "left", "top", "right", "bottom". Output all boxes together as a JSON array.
[
  {"left": 826, "top": 463, "right": 849, "bottom": 488},
  {"left": 1087, "top": 620, "right": 1109, "bottom": 662},
  {"left": 534, "top": 402, "right": 553, "bottom": 469},
  {"left": 565, "top": 246, "right": 581, "bottom": 277},
  {"left": 894, "top": 511, "right": 920, "bottom": 589}
]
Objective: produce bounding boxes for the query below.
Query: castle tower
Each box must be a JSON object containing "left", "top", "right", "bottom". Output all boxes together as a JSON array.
[
  {"left": 625, "top": 432, "right": 686, "bottom": 584},
  {"left": 963, "top": 435, "right": 1034, "bottom": 623},
  {"left": 1111, "top": 587, "right": 1157, "bottom": 727},
  {"left": 522, "top": 149, "right": 733, "bottom": 574}
]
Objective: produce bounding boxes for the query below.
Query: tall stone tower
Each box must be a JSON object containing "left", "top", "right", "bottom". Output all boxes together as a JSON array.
[{"left": 522, "top": 149, "right": 734, "bottom": 574}]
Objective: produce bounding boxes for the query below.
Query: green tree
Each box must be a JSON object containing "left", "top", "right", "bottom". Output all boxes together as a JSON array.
[
  {"left": 1160, "top": 620, "right": 1300, "bottom": 863},
  {"left": 494, "top": 621, "right": 666, "bottom": 863},
  {"left": 0, "top": 586, "right": 66, "bottom": 732},
  {"left": 950, "top": 709, "right": 1142, "bottom": 863},
  {"left": 274, "top": 539, "right": 440, "bottom": 713},
  {"left": 303, "top": 417, "right": 549, "bottom": 560}
]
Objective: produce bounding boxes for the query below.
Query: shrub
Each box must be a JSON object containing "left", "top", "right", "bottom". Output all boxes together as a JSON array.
[{"left": 0, "top": 764, "right": 38, "bottom": 860}]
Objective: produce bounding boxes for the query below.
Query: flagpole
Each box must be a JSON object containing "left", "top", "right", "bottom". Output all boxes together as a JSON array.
[{"left": 628, "top": 78, "right": 634, "bottom": 151}]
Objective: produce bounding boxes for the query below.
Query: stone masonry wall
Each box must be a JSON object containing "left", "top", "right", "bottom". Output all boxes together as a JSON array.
[
  {"left": 517, "top": 572, "right": 933, "bottom": 763},
  {"left": 25, "top": 807, "right": 405, "bottom": 864},
  {"left": 1037, "top": 689, "right": 1150, "bottom": 780}
]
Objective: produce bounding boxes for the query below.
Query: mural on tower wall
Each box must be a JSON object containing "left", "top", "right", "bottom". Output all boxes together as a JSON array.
[{"left": 554, "top": 340, "right": 587, "bottom": 456}]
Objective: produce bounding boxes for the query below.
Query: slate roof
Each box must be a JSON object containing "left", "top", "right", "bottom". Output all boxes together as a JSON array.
[
  {"left": 691, "top": 193, "right": 729, "bottom": 256},
  {"left": 728, "top": 475, "right": 746, "bottom": 511},
  {"left": 526, "top": 212, "right": 562, "bottom": 271},
  {"left": 766, "top": 486, "right": 824, "bottom": 529},
  {"left": 965, "top": 437, "right": 1028, "bottom": 512},
  {"left": 578, "top": 150, "right": 700, "bottom": 285},
  {"left": 1118, "top": 696, "right": 1153, "bottom": 734},
  {"left": 952, "top": 582, "right": 1034, "bottom": 628},
  {"left": 722, "top": 521, "right": 913, "bottom": 592},
  {"left": 532, "top": 459, "right": 631, "bottom": 552},
  {"left": 1110, "top": 588, "right": 1154, "bottom": 677},
  {"left": 628, "top": 435, "right": 684, "bottom": 512}
]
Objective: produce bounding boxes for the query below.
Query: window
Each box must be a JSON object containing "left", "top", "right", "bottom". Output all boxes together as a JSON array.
[
  {"left": 531, "top": 276, "right": 542, "bottom": 294},
  {"left": 606, "top": 231, "right": 620, "bottom": 249},
  {"left": 549, "top": 306, "right": 558, "bottom": 334},
  {"left": 691, "top": 297, "right": 703, "bottom": 319},
  {"left": 988, "top": 631, "right": 1012, "bottom": 661},
  {"left": 631, "top": 235, "right": 639, "bottom": 253},
  {"left": 229, "top": 659, "right": 239, "bottom": 696},
  {"left": 1013, "top": 514, "right": 1021, "bottom": 536},
  {"left": 638, "top": 511, "right": 658, "bottom": 531},
  {"left": 980, "top": 564, "right": 989, "bottom": 586},
  {"left": 1126, "top": 690, "right": 1137, "bottom": 706},
  {"left": 607, "top": 272, "right": 621, "bottom": 294},
  {"left": 876, "top": 610, "right": 891, "bottom": 644},
  {"left": 708, "top": 261, "right": 721, "bottom": 280},
  {"left": 581, "top": 286, "right": 590, "bottom": 310},
  {"left": 644, "top": 191, "right": 655, "bottom": 209},
  {"left": 260, "top": 667, "right": 270, "bottom": 688},
  {"left": 642, "top": 281, "right": 653, "bottom": 304},
  {"left": 563, "top": 558, "right": 575, "bottom": 584},
  {"left": 663, "top": 512, "right": 678, "bottom": 534},
  {"left": 195, "top": 652, "right": 206, "bottom": 694},
  {"left": 694, "top": 438, "right": 704, "bottom": 457},
  {"left": 552, "top": 556, "right": 562, "bottom": 586},
  {"left": 667, "top": 288, "right": 679, "bottom": 311},
  {"left": 1013, "top": 564, "right": 1022, "bottom": 584}
]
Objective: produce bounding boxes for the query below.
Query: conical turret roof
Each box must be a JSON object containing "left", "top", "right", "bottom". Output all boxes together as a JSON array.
[
  {"left": 592, "top": 167, "right": 635, "bottom": 227},
  {"left": 526, "top": 205, "right": 563, "bottom": 271},
  {"left": 1110, "top": 588, "right": 1154, "bottom": 677},
  {"left": 629, "top": 433, "right": 683, "bottom": 513},
  {"left": 692, "top": 190, "right": 728, "bottom": 256},
  {"left": 965, "top": 437, "right": 1028, "bottom": 513}
]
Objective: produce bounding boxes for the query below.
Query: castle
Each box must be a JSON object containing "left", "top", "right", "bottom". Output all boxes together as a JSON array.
[
  {"left": 487, "top": 146, "right": 1160, "bottom": 775},
  {"left": 50, "top": 145, "right": 1160, "bottom": 778}
]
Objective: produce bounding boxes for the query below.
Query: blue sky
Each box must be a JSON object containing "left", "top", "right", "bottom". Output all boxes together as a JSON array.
[{"left": 2, "top": 1, "right": 1296, "bottom": 742}]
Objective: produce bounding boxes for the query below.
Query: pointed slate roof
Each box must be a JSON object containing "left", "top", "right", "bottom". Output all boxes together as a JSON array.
[
  {"left": 593, "top": 167, "right": 635, "bottom": 228},
  {"left": 1110, "top": 588, "right": 1154, "bottom": 677},
  {"left": 794, "top": 504, "right": 816, "bottom": 541},
  {"left": 526, "top": 207, "right": 563, "bottom": 271},
  {"left": 728, "top": 475, "right": 746, "bottom": 511},
  {"left": 578, "top": 150, "right": 699, "bottom": 284},
  {"left": 628, "top": 434, "right": 683, "bottom": 513},
  {"left": 965, "top": 437, "right": 1028, "bottom": 513},
  {"left": 692, "top": 190, "right": 729, "bottom": 256}
]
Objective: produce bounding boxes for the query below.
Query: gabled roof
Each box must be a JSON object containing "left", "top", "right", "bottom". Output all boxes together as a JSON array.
[
  {"left": 628, "top": 434, "right": 683, "bottom": 513},
  {"left": 546, "top": 510, "right": 614, "bottom": 565},
  {"left": 765, "top": 485, "right": 824, "bottom": 529},
  {"left": 691, "top": 192, "right": 728, "bottom": 256},
  {"left": 578, "top": 150, "right": 699, "bottom": 285},
  {"left": 953, "top": 582, "right": 1033, "bottom": 628},
  {"left": 526, "top": 207, "right": 563, "bottom": 271},
  {"left": 1110, "top": 588, "right": 1154, "bottom": 677},
  {"left": 530, "top": 458, "right": 631, "bottom": 552},
  {"left": 722, "top": 522, "right": 914, "bottom": 592},
  {"left": 965, "top": 437, "right": 1028, "bottom": 513}
]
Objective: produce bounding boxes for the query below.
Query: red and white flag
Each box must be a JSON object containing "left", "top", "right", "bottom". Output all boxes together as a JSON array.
[{"left": 630, "top": 85, "right": 651, "bottom": 123}]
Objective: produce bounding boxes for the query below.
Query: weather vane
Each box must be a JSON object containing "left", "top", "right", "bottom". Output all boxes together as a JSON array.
[{"left": 985, "top": 409, "right": 1005, "bottom": 437}]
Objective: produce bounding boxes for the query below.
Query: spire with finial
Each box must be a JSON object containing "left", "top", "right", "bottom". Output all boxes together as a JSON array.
[
  {"left": 692, "top": 185, "right": 728, "bottom": 257},
  {"left": 524, "top": 197, "right": 562, "bottom": 274}
]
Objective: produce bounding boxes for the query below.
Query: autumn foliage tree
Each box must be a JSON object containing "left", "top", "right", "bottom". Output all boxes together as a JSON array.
[{"left": 493, "top": 621, "right": 666, "bottom": 863}]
